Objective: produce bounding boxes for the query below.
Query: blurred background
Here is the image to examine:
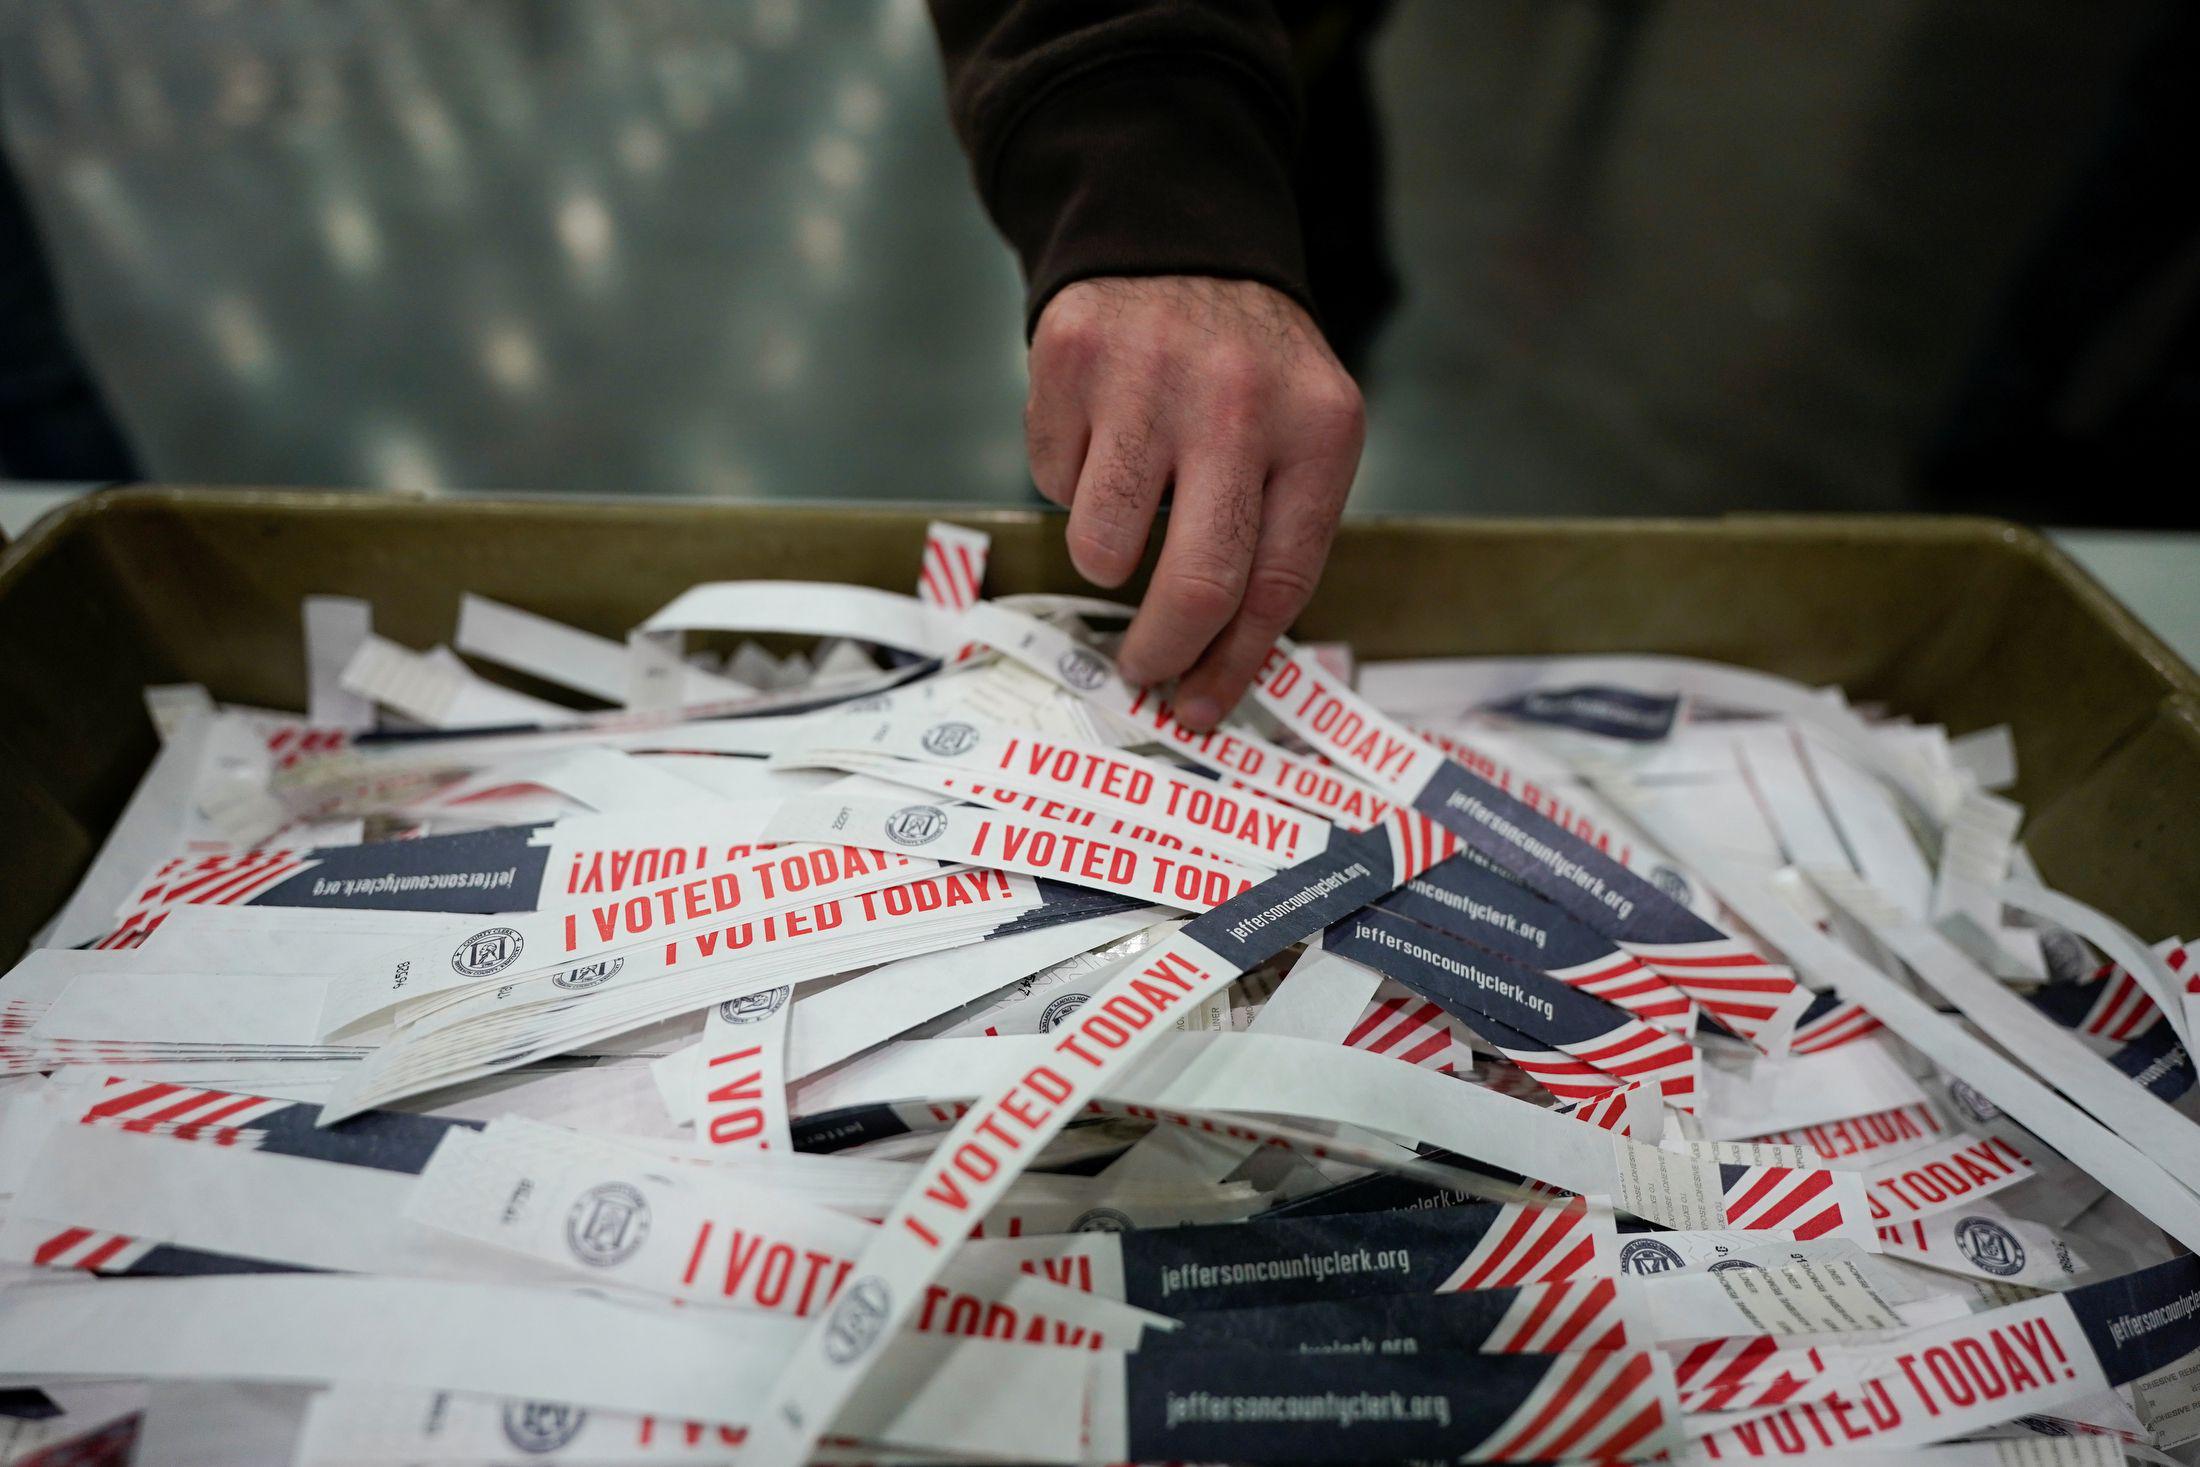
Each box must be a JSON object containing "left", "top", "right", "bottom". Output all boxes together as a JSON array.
[{"left": 0, "top": 0, "right": 2192, "bottom": 522}]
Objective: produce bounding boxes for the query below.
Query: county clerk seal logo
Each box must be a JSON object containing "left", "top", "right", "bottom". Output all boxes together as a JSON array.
[
  {"left": 503, "top": 1401, "right": 588, "bottom": 1454},
  {"left": 1618, "top": 1238, "right": 1687, "bottom": 1275},
  {"left": 1040, "top": 993, "right": 1090, "bottom": 1032},
  {"left": 921, "top": 721, "right": 981, "bottom": 758},
  {"left": 565, "top": 1182, "right": 650, "bottom": 1267},
  {"left": 1057, "top": 648, "right": 1107, "bottom": 691},
  {"left": 824, "top": 1277, "right": 892, "bottom": 1363},
  {"left": 718, "top": 986, "right": 790, "bottom": 1024},
  {"left": 884, "top": 805, "right": 948, "bottom": 846},
  {"left": 552, "top": 957, "right": 623, "bottom": 991},
  {"left": 1955, "top": 1216, "right": 2025, "bottom": 1276},
  {"left": 453, "top": 927, "right": 523, "bottom": 977}
]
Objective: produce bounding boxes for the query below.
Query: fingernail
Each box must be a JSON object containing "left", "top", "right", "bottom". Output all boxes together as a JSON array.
[{"left": 1178, "top": 696, "right": 1222, "bottom": 730}]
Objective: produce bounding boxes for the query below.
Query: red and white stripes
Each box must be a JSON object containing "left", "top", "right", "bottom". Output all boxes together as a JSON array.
[
  {"left": 1788, "top": 997, "right": 1884, "bottom": 1054},
  {"left": 96, "top": 849, "right": 311, "bottom": 949},
  {"left": 71, "top": 1078, "right": 292, "bottom": 1145},
  {"left": 28, "top": 1227, "right": 157, "bottom": 1273},
  {"left": 2081, "top": 958, "right": 2168, "bottom": 1041},
  {"left": 1345, "top": 982, "right": 1466, "bottom": 1071},
  {"left": 1671, "top": 1336, "right": 1828, "bottom": 1413},
  {"left": 264, "top": 724, "right": 350, "bottom": 771},
  {"left": 1564, "top": 1025, "right": 1698, "bottom": 1110},
  {"left": 1621, "top": 939, "right": 1810, "bottom": 1055},
  {"left": 1547, "top": 951, "right": 1695, "bottom": 1031},
  {"left": 1483, "top": 1277, "right": 1630, "bottom": 1354},
  {"left": 1439, "top": 1200, "right": 1609, "bottom": 1290},
  {"left": 1380, "top": 812, "right": 1463, "bottom": 885},
  {"left": 1554, "top": 1082, "right": 1642, "bottom": 1135},
  {"left": 916, "top": 522, "right": 989, "bottom": 614},
  {"left": 1472, "top": 1347, "right": 1669, "bottom": 1462},
  {"left": 1719, "top": 1164, "right": 1849, "bottom": 1240}
]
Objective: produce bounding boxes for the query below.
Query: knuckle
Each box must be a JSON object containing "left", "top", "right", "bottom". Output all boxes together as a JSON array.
[
  {"left": 1205, "top": 343, "right": 1267, "bottom": 403},
  {"left": 1033, "top": 306, "right": 1107, "bottom": 378},
  {"left": 1243, "top": 562, "right": 1318, "bottom": 626},
  {"left": 1161, "top": 562, "right": 1245, "bottom": 627},
  {"left": 1309, "top": 374, "right": 1366, "bottom": 443},
  {"left": 1204, "top": 385, "right": 1265, "bottom": 444}
]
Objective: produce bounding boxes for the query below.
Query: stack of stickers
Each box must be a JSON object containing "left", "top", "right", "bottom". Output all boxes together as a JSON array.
[{"left": 3, "top": 522, "right": 2197, "bottom": 1466}]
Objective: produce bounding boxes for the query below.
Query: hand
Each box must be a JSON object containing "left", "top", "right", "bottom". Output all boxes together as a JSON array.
[{"left": 1025, "top": 276, "right": 1366, "bottom": 730}]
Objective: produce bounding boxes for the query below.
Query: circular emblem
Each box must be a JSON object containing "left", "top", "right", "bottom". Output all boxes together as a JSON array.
[
  {"left": 921, "top": 721, "right": 981, "bottom": 758},
  {"left": 883, "top": 805, "right": 948, "bottom": 847},
  {"left": 1955, "top": 1216, "right": 2026, "bottom": 1277},
  {"left": 502, "top": 1401, "right": 588, "bottom": 1454},
  {"left": 1040, "top": 993, "right": 1090, "bottom": 1032},
  {"left": 1618, "top": 1238, "right": 1688, "bottom": 1275},
  {"left": 565, "top": 1182, "right": 650, "bottom": 1268},
  {"left": 1948, "top": 1079, "right": 2001, "bottom": 1123},
  {"left": 453, "top": 927, "right": 523, "bottom": 977},
  {"left": 1708, "top": 1258, "right": 1766, "bottom": 1274},
  {"left": 552, "top": 957, "right": 623, "bottom": 991},
  {"left": 1649, "top": 866, "right": 1693, "bottom": 904},
  {"left": 719, "top": 986, "right": 791, "bottom": 1025},
  {"left": 1071, "top": 1207, "right": 1135, "bottom": 1233},
  {"left": 824, "top": 1276, "right": 892, "bottom": 1364},
  {"left": 1057, "top": 648, "right": 1108, "bottom": 691}
]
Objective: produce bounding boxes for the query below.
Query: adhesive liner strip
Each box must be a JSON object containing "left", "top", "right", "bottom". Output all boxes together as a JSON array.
[
  {"left": 318, "top": 836, "right": 933, "bottom": 1037},
  {"left": 1241, "top": 643, "right": 1812, "bottom": 1056},
  {"left": 1323, "top": 908, "right": 1701, "bottom": 1110},
  {"left": 456, "top": 593, "right": 752, "bottom": 707},
  {"left": 1149, "top": 1279, "right": 1634, "bottom": 1355},
  {"left": 778, "top": 713, "right": 1335, "bottom": 868},
  {"left": 1599, "top": 781, "right": 2200, "bottom": 1253},
  {"left": 965, "top": 603, "right": 1801, "bottom": 1053},
  {"left": 784, "top": 906, "right": 1166, "bottom": 1081},
  {"left": 1998, "top": 877, "right": 2191, "bottom": 1053},
  {"left": 1804, "top": 864, "right": 2200, "bottom": 1196},
  {"left": 961, "top": 1197, "right": 1613, "bottom": 1312},
  {"left": 641, "top": 582, "right": 963, "bottom": 661},
  {"left": 403, "top": 1119, "right": 1157, "bottom": 1344},
  {"left": 696, "top": 981, "right": 795, "bottom": 1152},
  {"left": 340, "top": 636, "right": 572, "bottom": 730},
  {"left": 1680, "top": 1254, "right": 2200, "bottom": 1456},
  {"left": 761, "top": 793, "right": 1260, "bottom": 911},
  {"left": 957, "top": 600, "right": 1400, "bottom": 830},
  {"left": 289, "top": 1386, "right": 923, "bottom": 1466},
  {"left": 0, "top": 1273, "right": 1093, "bottom": 1462},
  {"left": 1701, "top": 1446, "right": 2125, "bottom": 1467},
  {"left": 316, "top": 870, "right": 1037, "bottom": 1121},
  {"left": 794, "top": 1030, "right": 1875, "bottom": 1242},
  {"left": 741, "top": 814, "right": 1431, "bottom": 1467},
  {"left": 1353, "top": 652, "right": 1942, "bottom": 821},
  {"left": 303, "top": 595, "right": 376, "bottom": 732}
]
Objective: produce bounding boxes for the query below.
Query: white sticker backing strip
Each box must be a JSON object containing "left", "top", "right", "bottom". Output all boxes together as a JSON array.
[{"left": 1601, "top": 782, "right": 2200, "bottom": 1254}]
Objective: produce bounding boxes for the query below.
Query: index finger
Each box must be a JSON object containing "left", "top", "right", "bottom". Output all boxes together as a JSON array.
[{"left": 1112, "top": 454, "right": 1264, "bottom": 690}]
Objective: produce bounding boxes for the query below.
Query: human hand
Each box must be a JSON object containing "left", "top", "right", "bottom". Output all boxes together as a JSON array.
[{"left": 1024, "top": 276, "right": 1365, "bottom": 730}]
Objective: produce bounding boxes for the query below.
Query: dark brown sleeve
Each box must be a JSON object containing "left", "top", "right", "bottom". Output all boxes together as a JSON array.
[{"left": 927, "top": 0, "right": 1310, "bottom": 333}]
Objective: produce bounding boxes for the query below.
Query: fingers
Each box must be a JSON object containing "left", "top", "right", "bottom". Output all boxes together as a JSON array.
[
  {"left": 1024, "top": 370, "right": 1086, "bottom": 509},
  {"left": 1114, "top": 450, "right": 1263, "bottom": 695},
  {"left": 1062, "top": 410, "right": 1168, "bottom": 587},
  {"left": 1170, "top": 453, "right": 1352, "bottom": 727}
]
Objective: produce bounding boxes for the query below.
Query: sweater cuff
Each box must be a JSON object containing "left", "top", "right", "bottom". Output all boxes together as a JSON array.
[{"left": 984, "top": 59, "right": 1312, "bottom": 336}]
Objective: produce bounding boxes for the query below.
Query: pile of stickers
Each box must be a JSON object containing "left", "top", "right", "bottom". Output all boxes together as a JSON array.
[{"left": 4, "top": 521, "right": 2198, "bottom": 1467}]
